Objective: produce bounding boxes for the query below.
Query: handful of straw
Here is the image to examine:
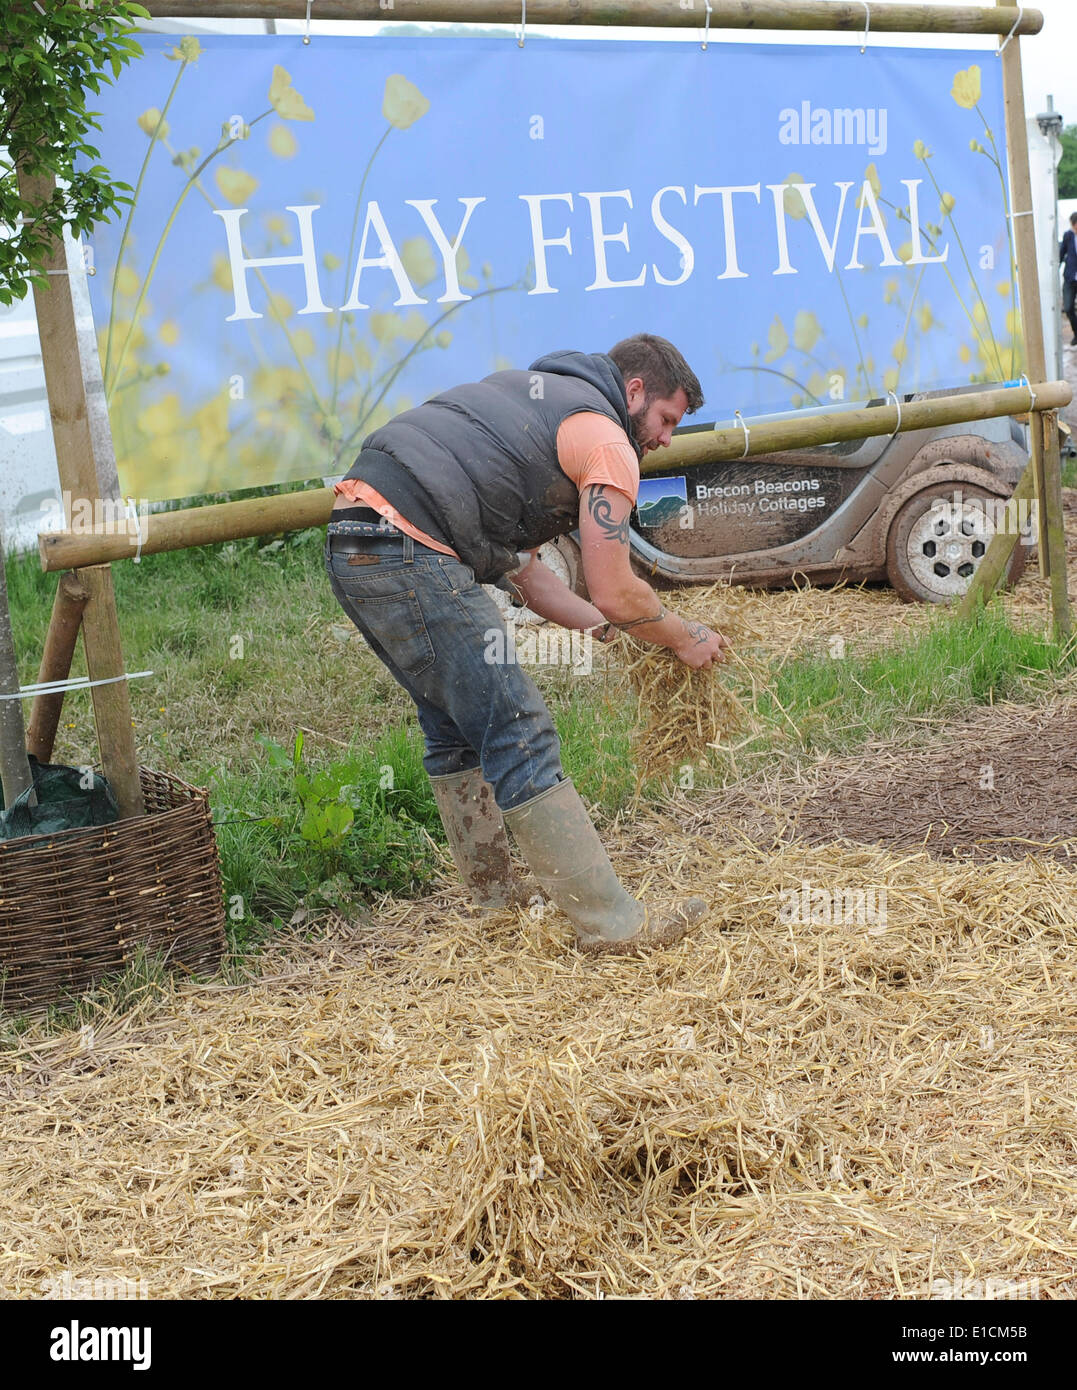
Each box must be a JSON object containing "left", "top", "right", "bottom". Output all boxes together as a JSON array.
[{"left": 611, "top": 583, "right": 765, "bottom": 776}]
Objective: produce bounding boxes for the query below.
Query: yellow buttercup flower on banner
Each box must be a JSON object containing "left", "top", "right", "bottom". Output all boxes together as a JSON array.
[
  {"left": 456, "top": 247, "right": 479, "bottom": 291},
  {"left": 215, "top": 168, "right": 258, "bottom": 205},
  {"left": 268, "top": 123, "right": 298, "bottom": 158},
  {"left": 370, "top": 311, "right": 404, "bottom": 343},
  {"left": 211, "top": 254, "right": 233, "bottom": 293},
  {"left": 793, "top": 310, "right": 822, "bottom": 353},
  {"left": 114, "top": 264, "right": 139, "bottom": 298},
  {"left": 138, "top": 108, "right": 169, "bottom": 139},
  {"left": 166, "top": 36, "right": 203, "bottom": 62},
  {"left": 857, "top": 163, "right": 881, "bottom": 209},
  {"left": 951, "top": 66, "right": 982, "bottom": 110},
  {"left": 401, "top": 237, "right": 438, "bottom": 289},
  {"left": 400, "top": 310, "right": 429, "bottom": 342},
  {"left": 194, "top": 393, "right": 229, "bottom": 454},
  {"left": 781, "top": 173, "right": 808, "bottom": 221},
  {"left": 138, "top": 394, "right": 183, "bottom": 437},
  {"left": 159, "top": 320, "right": 180, "bottom": 346},
  {"left": 382, "top": 75, "right": 429, "bottom": 130},
  {"left": 764, "top": 315, "right": 789, "bottom": 363},
  {"left": 269, "top": 66, "right": 315, "bottom": 122}
]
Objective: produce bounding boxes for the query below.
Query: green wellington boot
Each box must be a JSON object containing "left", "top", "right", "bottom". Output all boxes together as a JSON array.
[
  {"left": 503, "top": 777, "right": 707, "bottom": 955},
  {"left": 429, "top": 766, "right": 532, "bottom": 910}
]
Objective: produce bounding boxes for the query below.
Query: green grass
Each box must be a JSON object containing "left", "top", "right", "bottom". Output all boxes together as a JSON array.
[{"left": 745, "top": 601, "right": 1069, "bottom": 760}]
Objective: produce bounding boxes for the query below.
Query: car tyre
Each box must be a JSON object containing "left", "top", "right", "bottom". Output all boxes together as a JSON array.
[{"left": 885, "top": 481, "right": 1029, "bottom": 604}]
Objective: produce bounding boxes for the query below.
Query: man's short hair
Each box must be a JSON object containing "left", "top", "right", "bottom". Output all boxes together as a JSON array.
[
  {"left": 608, "top": 333, "right": 704, "bottom": 415},
  {"left": 1070, "top": 211, "right": 1077, "bottom": 226}
]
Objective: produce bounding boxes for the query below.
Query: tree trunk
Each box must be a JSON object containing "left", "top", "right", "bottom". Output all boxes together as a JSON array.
[{"left": 0, "top": 538, "right": 36, "bottom": 811}]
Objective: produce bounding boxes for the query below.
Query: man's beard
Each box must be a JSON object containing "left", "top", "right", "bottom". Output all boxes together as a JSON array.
[{"left": 628, "top": 403, "right": 653, "bottom": 453}]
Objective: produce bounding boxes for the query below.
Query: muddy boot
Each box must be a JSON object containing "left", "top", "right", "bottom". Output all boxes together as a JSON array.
[
  {"left": 429, "top": 767, "right": 532, "bottom": 910},
  {"left": 503, "top": 778, "right": 707, "bottom": 955}
]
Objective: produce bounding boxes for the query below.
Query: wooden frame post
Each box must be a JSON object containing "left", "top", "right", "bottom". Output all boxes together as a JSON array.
[
  {"left": 1040, "top": 407, "right": 1072, "bottom": 642},
  {"left": 958, "top": 2, "right": 1071, "bottom": 635},
  {"left": 25, "top": 573, "right": 90, "bottom": 764},
  {"left": 17, "top": 166, "right": 145, "bottom": 818}
]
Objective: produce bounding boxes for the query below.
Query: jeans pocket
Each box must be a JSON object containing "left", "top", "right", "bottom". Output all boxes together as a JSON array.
[{"left": 347, "top": 586, "right": 436, "bottom": 677}]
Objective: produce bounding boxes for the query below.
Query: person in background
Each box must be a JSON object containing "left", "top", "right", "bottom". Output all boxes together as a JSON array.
[{"left": 1060, "top": 210, "right": 1077, "bottom": 347}]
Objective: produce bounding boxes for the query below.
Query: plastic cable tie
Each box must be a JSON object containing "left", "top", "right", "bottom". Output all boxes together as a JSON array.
[
  {"left": 734, "top": 409, "right": 750, "bottom": 458},
  {"left": 886, "top": 389, "right": 903, "bottom": 443},
  {"left": 861, "top": 3, "right": 871, "bottom": 53},
  {"left": 998, "top": 6, "right": 1023, "bottom": 56},
  {"left": 0, "top": 670, "right": 154, "bottom": 702},
  {"left": 125, "top": 496, "right": 144, "bottom": 563},
  {"left": 303, "top": 0, "right": 313, "bottom": 45},
  {"left": 518, "top": 0, "right": 526, "bottom": 48},
  {"left": 702, "top": 0, "right": 712, "bottom": 51}
]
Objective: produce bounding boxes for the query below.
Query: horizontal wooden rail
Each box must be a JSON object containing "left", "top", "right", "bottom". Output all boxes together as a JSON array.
[
  {"left": 39, "top": 380, "right": 1070, "bottom": 572},
  {"left": 141, "top": 3, "right": 1043, "bottom": 35}
]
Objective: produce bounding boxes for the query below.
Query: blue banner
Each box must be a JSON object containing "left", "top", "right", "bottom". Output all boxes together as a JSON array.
[{"left": 79, "top": 33, "right": 1015, "bottom": 501}]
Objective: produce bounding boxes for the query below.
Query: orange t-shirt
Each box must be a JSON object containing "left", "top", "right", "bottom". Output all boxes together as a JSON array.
[{"left": 332, "top": 412, "right": 639, "bottom": 561}]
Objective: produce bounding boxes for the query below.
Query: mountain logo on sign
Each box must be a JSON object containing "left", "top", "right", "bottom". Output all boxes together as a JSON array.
[{"left": 636, "top": 475, "right": 688, "bottom": 528}]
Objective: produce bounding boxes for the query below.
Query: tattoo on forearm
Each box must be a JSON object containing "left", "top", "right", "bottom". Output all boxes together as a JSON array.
[
  {"left": 615, "top": 606, "right": 667, "bottom": 631},
  {"left": 586, "top": 485, "right": 631, "bottom": 544}
]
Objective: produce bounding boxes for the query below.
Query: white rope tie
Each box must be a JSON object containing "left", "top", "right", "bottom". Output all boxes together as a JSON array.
[
  {"left": 0, "top": 670, "right": 154, "bottom": 702},
  {"left": 303, "top": 0, "right": 312, "bottom": 45},
  {"left": 886, "top": 389, "right": 903, "bottom": 443},
  {"left": 998, "top": 6, "right": 1023, "bottom": 56},
  {"left": 1020, "top": 374, "right": 1037, "bottom": 412},
  {"left": 125, "top": 497, "right": 144, "bottom": 563},
  {"left": 734, "top": 409, "right": 750, "bottom": 458},
  {"left": 860, "top": 3, "right": 871, "bottom": 53},
  {"left": 518, "top": 0, "right": 526, "bottom": 48},
  {"left": 702, "top": 0, "right": 712, "bottom": 51}
]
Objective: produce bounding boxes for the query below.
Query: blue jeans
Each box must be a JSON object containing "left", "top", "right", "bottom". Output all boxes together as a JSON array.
[{"left": 324, "top": 526, "right": 564, "bottom": 811}]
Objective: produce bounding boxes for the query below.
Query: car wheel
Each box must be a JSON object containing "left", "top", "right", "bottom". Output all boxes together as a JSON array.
[
  {"left": 484, "top": 539, "right": 579, "bottom": 625},
  {"left": 885, "top": 482, "right": 1029, "bottom": 604}
]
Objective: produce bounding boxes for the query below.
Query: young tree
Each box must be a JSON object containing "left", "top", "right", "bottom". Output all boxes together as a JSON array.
[
  {"left": 0, "top": 0, "right": 148, "bottom": 815},
  {"left": 1058, "top": 125, "right": 1077, "bottom": 201}
]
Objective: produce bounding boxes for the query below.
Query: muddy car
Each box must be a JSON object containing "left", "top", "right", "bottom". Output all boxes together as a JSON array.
[{"left": 533, "top": 382, "right": 1032, "bottom": 608}]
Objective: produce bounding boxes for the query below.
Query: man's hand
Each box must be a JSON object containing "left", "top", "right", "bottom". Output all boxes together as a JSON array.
[{"left": 671, "top": 618, "right": 729, "bottom": 669}]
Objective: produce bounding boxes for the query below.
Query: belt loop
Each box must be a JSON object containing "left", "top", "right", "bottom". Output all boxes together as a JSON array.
[{"left": 403, "top": 533, "right": 414, "bottom": 563}]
